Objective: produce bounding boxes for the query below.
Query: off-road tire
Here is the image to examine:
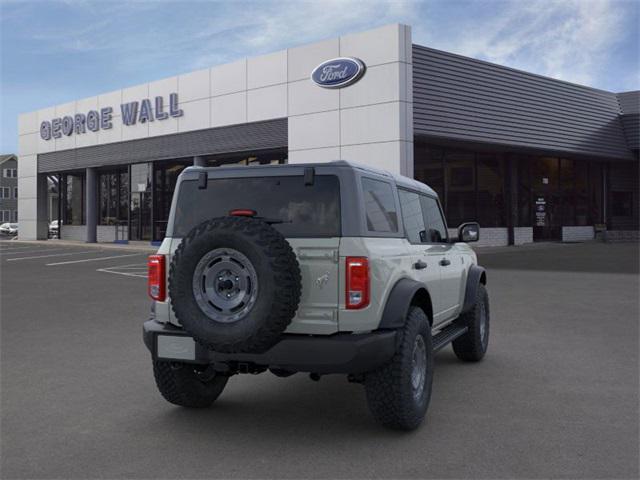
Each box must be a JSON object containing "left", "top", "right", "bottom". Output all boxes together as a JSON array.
[
  {"left": 169, "top": 216, "right": 301, "bottom": 353},
  {"left": 153, "top": 361, "right": 228, "bottom": 408},
  {"left": 364, "top": 306, "right": 433, "bottom": 430},
  {"left": 452, "top": 283, "right": 489, "bottom": 362}
]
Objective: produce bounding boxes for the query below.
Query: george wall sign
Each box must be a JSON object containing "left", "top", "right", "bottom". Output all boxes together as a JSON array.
[
  {"left": 40, "top": 93, "right": 184, "bottom": 141},
  {"left": 311, "top": 57, "right": 366, "bottom": 89}
]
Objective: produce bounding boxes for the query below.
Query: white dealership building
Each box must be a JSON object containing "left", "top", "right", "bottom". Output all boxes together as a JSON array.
[{"left": 17, "top": 24, "right": 639, "bottom": 245}]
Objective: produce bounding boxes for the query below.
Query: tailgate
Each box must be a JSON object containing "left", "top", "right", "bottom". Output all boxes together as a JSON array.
[{"left": 285, "top": 238, "right": 340, "bottom": 334}]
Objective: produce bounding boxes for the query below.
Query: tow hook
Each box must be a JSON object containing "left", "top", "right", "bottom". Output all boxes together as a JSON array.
[
  {"left": 196, "top": 365, "right": 217, "bottom": 382},
  {"left": 309, "top": 373, "right": 321, "bottom": 382}
]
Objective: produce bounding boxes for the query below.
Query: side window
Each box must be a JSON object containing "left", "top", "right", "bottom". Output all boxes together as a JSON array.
[
  {"left": 398, "top": 189, "right": 427, "bottom": 243},
  {"left": 420, "top": 195, "right": 448, "bottom": 243},
  {"left": 361, "top": 177, "right": 398, "bottom": 233}
]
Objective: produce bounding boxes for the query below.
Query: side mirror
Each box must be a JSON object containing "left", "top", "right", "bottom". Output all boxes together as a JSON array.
[{"left": 458, "top": 222, "right": 480, "bottom": 243}]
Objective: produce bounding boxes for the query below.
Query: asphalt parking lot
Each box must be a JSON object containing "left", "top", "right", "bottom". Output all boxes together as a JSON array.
[{"left": 1, "top": 240, "right": 638, "bottom": 479}]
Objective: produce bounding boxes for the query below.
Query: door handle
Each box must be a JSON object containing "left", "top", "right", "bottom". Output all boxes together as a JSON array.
[
  {"left": 439, "top": 258, "right": 451, "bottom": 266},
  {"left": 413, "top": 260, "right": 427, "bottom": 270}
]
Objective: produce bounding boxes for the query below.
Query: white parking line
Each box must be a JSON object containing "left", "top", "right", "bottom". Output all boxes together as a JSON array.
[
  {"left": 46, "top": 253, "right": 143, "bottom": 266},
  {"left": 1, "top": 248, "right": 71, "bottom": 256},
  {"left": 0, "top": 246, "right": 49, "bottom": 253},
  {"left": 102, "top": 263, "right": 147, "bottom": 269},
  {"left": 6, "top": 250, "right": 99, "bottom": 262},
  {"left": 97, "top": 262, "right": 147, "bottom": 278}
]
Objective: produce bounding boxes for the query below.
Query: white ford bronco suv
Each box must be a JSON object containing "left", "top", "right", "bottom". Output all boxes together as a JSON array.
[{"left": 143, "top": 161, "right": 489, "bottom": 430}]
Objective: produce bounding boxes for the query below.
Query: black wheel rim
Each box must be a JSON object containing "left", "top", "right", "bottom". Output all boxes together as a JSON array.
[
  {"left": 411, "top": 335, "right": 427, "bottom": 401},
  {"left": 192, "top": 248, "right": 259, "bottom": 323},
  {"left": 479, "top": 301, "right": 488, "bottom": 349}
]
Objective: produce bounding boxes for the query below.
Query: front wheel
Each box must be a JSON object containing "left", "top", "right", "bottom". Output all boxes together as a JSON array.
[
  {"left": 364, "top": 306, "right": 433, "bottom": 430},
  {"left": 452, "top": 283, "right": 490, "bottom": 362},
  {"left": 153, "top": 361, "right": 228, "bottom": 408}
]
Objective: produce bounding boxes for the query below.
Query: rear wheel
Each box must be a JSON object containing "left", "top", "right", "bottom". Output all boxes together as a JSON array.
[
  {"left": 452, "top": 283, "right": 489, "bottom": 362},
  {"left": 364, "top": 306, "right": 433, "bottom": 430},
  {"left": 153, "top": 361, "right": 228, "bottom": 408}
]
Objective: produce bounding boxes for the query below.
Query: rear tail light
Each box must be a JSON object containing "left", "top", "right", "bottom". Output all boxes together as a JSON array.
[
  {"left": 148, "top": 255, "right": 166, "bottom": 301},
  {"left": 346, "top": 257, "right": 369, "bottom": 309}
]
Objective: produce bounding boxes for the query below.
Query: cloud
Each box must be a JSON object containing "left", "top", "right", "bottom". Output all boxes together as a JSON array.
[
  {"left": 414, "top": 0, "right": 637, "bottom": 89},
  {"left": 187, "top": 0, "right": 419, "bottom": 69},
  {"left": 5, "top": 0, "right": 635, "bottom": 88}
]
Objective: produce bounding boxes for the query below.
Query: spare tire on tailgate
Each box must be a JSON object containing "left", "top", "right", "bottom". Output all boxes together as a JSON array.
[{"left": 169, "top": 216, "right": 301, "bottom": 353}]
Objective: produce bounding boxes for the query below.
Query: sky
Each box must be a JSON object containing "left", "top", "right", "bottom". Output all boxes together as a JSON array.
[{"left": 1, "top": 0, "right": 638, "bottom": 153}]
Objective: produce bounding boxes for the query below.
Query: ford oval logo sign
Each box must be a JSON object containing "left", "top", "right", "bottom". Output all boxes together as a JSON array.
[{"left": 311, "top": 57, "right": 366, "bottom": 89}]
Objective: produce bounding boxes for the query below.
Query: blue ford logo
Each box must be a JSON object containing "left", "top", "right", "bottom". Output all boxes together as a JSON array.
[{"left": 311, "top": 57, "right": 366, "bottom": 89}]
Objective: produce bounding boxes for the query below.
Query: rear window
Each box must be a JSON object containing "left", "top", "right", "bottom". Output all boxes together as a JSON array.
[{"left": 172, "top": 175, "right": 341, "bottom": 238}]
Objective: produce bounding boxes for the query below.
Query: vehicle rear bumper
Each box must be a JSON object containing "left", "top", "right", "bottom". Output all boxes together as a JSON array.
[{"left": 143, "top": 319, "right": 396, "bottom": 374}]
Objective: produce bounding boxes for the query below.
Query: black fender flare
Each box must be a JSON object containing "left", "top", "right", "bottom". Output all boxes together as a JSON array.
[
  {"left": 378, "top": 278, "right": 433, "bottom": 330},
  {"left": 461, "top": 265, "right": 487, "bottom": 314}
]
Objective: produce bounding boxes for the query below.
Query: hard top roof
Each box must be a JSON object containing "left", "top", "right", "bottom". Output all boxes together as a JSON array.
[{"left": 186, "top": 160, "right": 438, "bottom": 197}]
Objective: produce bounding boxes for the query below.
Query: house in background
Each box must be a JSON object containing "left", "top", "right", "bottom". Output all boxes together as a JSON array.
[{"left": 0, "top": 154, "right": 18, "bottom": 224}]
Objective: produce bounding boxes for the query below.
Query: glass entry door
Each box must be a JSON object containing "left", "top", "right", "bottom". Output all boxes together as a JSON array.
[
  {"left": 532, "top": 157, "right": 561, "bottom": 241},
  {"left": 130, "top": 192, "right": 151, "bottom": 241},
  {"left": 129, "top": 163, "right": 152, "bottom": 241}
]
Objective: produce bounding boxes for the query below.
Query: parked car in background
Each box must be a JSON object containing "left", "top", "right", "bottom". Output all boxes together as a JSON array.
[
  {"left": 0, "top": 223, "right": 18, "bottom": 236},
  {"left": 49, "top": 220, "right": 60, "bottom": 238}
]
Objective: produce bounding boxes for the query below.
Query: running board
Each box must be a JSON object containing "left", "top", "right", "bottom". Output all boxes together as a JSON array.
[{"left": 432, "top": 324, "right": 468, "bottom": 352}]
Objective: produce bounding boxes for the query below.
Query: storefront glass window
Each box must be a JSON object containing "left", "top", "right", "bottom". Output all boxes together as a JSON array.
[
  {"left": 98, "top": 169, "right": 128, "bottom": 225},
  {"left": 477, "top": 154, "right": 506, "bottom": 227},
  {"left": 516, "top": 157, "right": 532, "bottom": 227},
  {"left": 62, "top": 173, "right": 85, "bottom": 225},
  {"left": 574, "top": 160, "right": 589, "bottom": 226},
  {"left": 414, "top": 144, "right": 444, "bottom": 202},
  {"left": 589, "top": 162, "right": 604, "bottom": 225},
  {"left": 559, "top": 158, "right": 576, "bottom": 225},
  {"left": 414, "top": 140, "right": 613, "bottom": 239},
  {"left": 608, "top": 162, "right": 639, "bottom": 230},
  {"left": 119, "top": 171, "right": 128, "bottom": 221},
  {"left": 445, "top": 151, "right": 476, "bottom": 227},
  {"left": 130, "top": 163, "right": 152, "bottom": 241},
  {"left": 558, "top": 159, "right": 590, "bottom": 226}
]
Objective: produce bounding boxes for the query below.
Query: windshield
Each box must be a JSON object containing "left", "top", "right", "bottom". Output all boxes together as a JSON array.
[{"left": 172, "top": 175, "right": 341, "bottom": 238}]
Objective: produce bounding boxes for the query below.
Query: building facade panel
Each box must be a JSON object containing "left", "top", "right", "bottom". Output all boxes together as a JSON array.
[
  {"left": 287, "top": 37, "right": 340, "bottom": 82},
  {"left": 175, "top": 98, "right": 209, "bottom": 133},
  {"left": 211, "top": 58, "right": 246, "bottom": 96},
  {"left": 178, "top": 68, "right": 210, "bottom": 103},
  {"left": 288, "top": 110, "right": 340, "bottom": 151},
  {"left": 246, "top": 83, "right": 287, "bottom": 122},
  {"left": 287, "top": 79, "right": 339, "bottom": 116}
]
